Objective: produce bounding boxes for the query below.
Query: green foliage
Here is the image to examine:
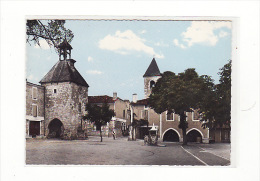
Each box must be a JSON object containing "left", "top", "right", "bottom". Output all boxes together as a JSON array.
[
  {"left": 149, "top": 69, "right": 206, "bottom": 116},
  {"left": 214, "top": 60, "right": 231, "bottom": 127},
  {"left": 83, "top": 102, "right": 115, "bottom": 131},
  {"left": 199, "top": 60, "right": 231, "bottom": 129},
  {"left": 149, "top": 68, "right": 215, "bottom": 144},
  {"left": 26, "top": 20, "right": 74, "bottom": 52},
  {"left": 131, "top": 119, "right": 149, "bottom": 128}
]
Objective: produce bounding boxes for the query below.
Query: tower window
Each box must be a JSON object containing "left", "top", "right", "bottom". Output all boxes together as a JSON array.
[
  {"left": 32, "top": 105, "right": 38, "bottom": 117},
  {"left": 123, "top": 110, "right": 125, "bottom": 119},
  {"left": 54, "top": 89, "right": 57, "bottom": 93},
  {"left": 150, "top": 80, "right": 156, "bottom": 89},
  {"left": 32, "top": 87, "right": 37, "bottom": 100}
]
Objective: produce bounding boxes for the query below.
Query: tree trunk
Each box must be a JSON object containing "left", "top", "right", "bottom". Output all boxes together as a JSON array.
[
  {"left": 180, "top": 112, "right": 188, "bottom": 145},
  {"left": 100, "top": 129, "right": 103, "bottom": 142},
  {"left": 133, "top": 127, "right": 136, "bottom": 141},
  {"left": 182, "top": 127, "right": 187, "bottom": 145}
]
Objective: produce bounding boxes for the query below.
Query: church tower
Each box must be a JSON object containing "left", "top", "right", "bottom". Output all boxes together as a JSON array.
[
  {"left": 40, "top": 39, "right": 89, "bottom": 139},
  {"left": 143, "top": 58, "right": 161, "bottom": 99}
]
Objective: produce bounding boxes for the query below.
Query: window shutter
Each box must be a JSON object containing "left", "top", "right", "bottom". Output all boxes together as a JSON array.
[
  {"left": 174, "top": 114, "right": 179, "bottom": 121},
  {"left": 144, "top": 110, "right": 148, "bottom": 120},
  {"left": 167, "top": 112, "right": 173, "bottom": 120},
  {"left": 33, "top": 105, "right": 37, "bottom": 117},
  {"left": 32, "top": 87, "right": 37, "bottom": 99}
]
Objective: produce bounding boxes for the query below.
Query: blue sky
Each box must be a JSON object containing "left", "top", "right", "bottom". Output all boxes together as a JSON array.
[{"left": 26, "top": 20, "right": 232, "bottom": 101}]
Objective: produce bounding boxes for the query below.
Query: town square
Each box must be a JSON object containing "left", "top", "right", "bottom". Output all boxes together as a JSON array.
[
  {"left": 25, "top": 19, "right": 232, "bottom": 166},
  {"left": 26, "top": 137, "right": 230, "bottom": 165}
]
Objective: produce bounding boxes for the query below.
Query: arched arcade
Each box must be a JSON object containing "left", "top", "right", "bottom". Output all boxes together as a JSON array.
[{"left": 162, "top": 128, "right": 181, "bottom": 142}]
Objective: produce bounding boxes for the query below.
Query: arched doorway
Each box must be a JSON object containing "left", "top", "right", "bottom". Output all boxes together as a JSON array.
[
  {"left": 163, "top": 129, "right": 180, "bottom": 142},
  {"left": 187, "top": 129, "right": 202, "bottom": 143},
  {"left": 48, "top": 119, "right": 64, "bottom": 138}
]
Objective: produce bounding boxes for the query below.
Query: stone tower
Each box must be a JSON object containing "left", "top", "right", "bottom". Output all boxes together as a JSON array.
[
  {"left": 40, "top": 39, "right": 89, "bottom": 139},
  {"left": 143, "top": 58, "right": 161, "bottom": 99}
]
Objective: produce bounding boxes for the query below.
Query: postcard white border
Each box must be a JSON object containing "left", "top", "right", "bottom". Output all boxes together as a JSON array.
[{"left": 1, "top": 1, "right": 259, "bottom": 181}]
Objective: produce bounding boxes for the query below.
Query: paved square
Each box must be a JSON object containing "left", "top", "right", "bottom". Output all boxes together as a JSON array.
[{"left": 26, "top": 137, "right": 230, "bottom": 165}]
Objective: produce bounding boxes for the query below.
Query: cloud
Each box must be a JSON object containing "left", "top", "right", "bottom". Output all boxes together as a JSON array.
[
  {"left": 140, "top": 30, "right": 147, "bottom": 34},
  {"left": 34, "top": 39, "right": 50, "bottom": 50},
  {"left": 86, "top": 70, "right": 103, "bottom": 75},
  {"left": 87, "top": 56, "right": 94, "bottom": 62},
  {"left": 154, "top": 41, "right": 169, "bottom": 47},
  {"left": 218, "top": 30, "right": 229, "bottom": 38},
  {"left": 174, "top": 21, "right": 231, "bottom": 48},
  {"left": 98, "top": 30, "right": 164, "bottom": 59},
  {"left": 173, "top": 39, "right": 187, "bottom": 49}
]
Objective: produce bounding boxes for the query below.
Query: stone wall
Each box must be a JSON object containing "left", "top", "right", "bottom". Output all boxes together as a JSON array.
[
  {"left": 26, "top": 82, "right": 45, "bottom": 117},
  {"left": 42, "top": 82, "right": 88, "bottom": 139}
]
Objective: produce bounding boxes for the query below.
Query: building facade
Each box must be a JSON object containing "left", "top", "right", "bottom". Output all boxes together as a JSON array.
[
  {"left": 86, "top": 93, "right": 130, "bottom": 137},
  {"left": 130, "top": 58, "right": 230, "bottom": 143},
  {"left": 26, "top": 81, "right": 45, "bottom": 138},
  {"left": 39, "top": 39, "right": 89, "bottom": 139}
]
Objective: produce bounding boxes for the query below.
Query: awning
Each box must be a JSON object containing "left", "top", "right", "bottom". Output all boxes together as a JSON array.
[{"left": 111, "top": 117, "right": 127, "bottom": 123}]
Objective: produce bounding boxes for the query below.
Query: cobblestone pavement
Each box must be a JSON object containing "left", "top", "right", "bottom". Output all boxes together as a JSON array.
[{"left": 26, "top": 136, "right": 231, "bottom": 166}]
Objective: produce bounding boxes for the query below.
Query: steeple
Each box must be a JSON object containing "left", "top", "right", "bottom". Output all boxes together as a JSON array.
[
  {"left": 143, "top": 58, "right": 161, "bottom": 77},
  {"left": 58, "top": 38, "right": 73, "bottom": 61},
  {"left": 143, "top": 58, "right": 161, "bottom": 99}
]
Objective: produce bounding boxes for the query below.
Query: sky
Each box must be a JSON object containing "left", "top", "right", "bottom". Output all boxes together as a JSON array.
[{"left": 26, "top": 20, "right": 232, "bottom": 101}]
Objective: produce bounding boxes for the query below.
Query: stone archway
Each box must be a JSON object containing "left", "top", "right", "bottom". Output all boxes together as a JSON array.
[
  {"left": 48, "top": 119, "right": 64, "bottom": 138},
  {"left": 187, "top": 129, "right": 203, "bottom": 143},
  {"left": 163, "top": 129, "right": 180, "bottom": 142}
]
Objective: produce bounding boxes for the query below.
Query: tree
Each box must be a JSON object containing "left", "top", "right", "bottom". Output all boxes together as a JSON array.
[
  {"left": 215, "top": 60, "right": 231, "bottom": 127},
  {"left": 83, "top": 102, "right": 115, "bottom": 142},
  {"left": 131, "top": 118, "right": 149, "bottom": 140},
  {"left": 199, "top": 60, "right": 231, "bottom": 130},
  {"left": 26, "top": 20, "right": 74, "bottom": 52},
  {"left": 149, "top": 69, "right": 211, "bottom": 145}
]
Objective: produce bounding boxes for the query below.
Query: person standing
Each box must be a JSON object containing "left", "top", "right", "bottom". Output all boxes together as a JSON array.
[{"left": 112, "top": 130, "right": 116, "bottom": 140}]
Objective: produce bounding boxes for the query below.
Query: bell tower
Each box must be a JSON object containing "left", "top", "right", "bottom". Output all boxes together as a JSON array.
[
  {"left": 40, "top": 39, "right": 89, "bottom": 140},
  {"left": 58, "top": 38, "right": 72, "bottom": 60},
  {"left": 143, "top": 58, "right": 161, "bottom": 99}
]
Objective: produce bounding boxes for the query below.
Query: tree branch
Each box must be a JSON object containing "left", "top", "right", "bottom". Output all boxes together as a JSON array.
[{"left": 37, "top": 20, "right": 57, "bottom": 48}]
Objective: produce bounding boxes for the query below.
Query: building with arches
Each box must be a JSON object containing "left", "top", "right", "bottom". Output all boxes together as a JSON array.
[{"left": 131, "top": 58, "right": 210, "bottom": 143}]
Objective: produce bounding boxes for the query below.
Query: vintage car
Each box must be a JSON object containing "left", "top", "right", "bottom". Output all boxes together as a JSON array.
[{"left": 144, "top": 124, "right": 158, "bottom": 146}]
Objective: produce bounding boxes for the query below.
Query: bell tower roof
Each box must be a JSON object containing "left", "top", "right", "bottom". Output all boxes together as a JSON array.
[
  {"left": 58, "top": 38, "right": 73, "bottom": 61},
  {"left": 58, "top": 38, "right": 73, "bottom": 50},
  {"left": 143, "top": 58, "right": 161, "bottom": 77}
]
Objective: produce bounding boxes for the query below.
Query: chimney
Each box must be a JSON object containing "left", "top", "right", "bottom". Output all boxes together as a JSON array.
[
  {"left": 132, "top": 93, "right": 137, "bottom": 103},
  {"left": 113, "top": 92, "right": 117, "bottom": 101}
]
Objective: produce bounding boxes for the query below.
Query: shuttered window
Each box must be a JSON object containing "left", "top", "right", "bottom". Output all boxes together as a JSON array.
[
  {"left": 123, "top": 110, "right": 125, "bottom": 118},
  {"left": 32, "top": 105, "right": 37, "bottom": 117},
  {"left": 174, "top": 113, "right": 180, "bottom": 121},
  {"left": 167, "top": 112, "right": 173, "bottom": 120},
  {"left": 32, "top": 87, "right": 37, "bottom": 100},
  {"left": 193, "top": 110, "right": 200, "bottom": 120},
  {"left": 144, "top": 110, "right": 148, "bottom": 120}
]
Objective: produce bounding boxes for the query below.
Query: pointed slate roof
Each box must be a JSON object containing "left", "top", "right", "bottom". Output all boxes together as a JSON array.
[
  {"left": 58, "top": 39, "right": 73, "bottom": 50},
  {"left": 39, "top": 59, "right": 89, "bottom": 87},
  {"left": 143, "top": 58, "right": 161, "bottom": 77}
]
